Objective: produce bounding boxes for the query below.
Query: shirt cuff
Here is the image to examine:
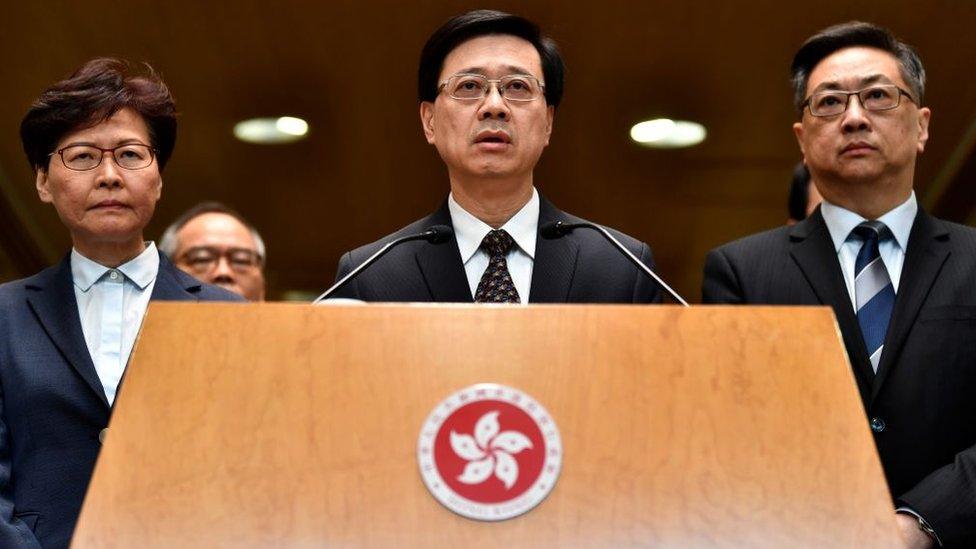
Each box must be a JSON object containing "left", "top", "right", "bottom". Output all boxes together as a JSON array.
[{"left": 896, "top": 506, "right": 943, "bottom": 547}]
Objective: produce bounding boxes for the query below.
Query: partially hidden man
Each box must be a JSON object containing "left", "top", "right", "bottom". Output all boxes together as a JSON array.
[
  {"left": 0, "top": 59, "right": 241, "bottom": 548},
  {"left": 703, "top": 22, "right": 975, "bottom": 547},
  {"left": 160, "top": 201, "right": 268, "bottom": 302},
  {"left": 333, "top": 10, "right": 661, "bottom": 304}
]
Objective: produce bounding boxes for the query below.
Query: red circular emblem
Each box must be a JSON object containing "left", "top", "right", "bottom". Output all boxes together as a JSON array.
[{"left": 418, "top": 384, "right": 562, "bottom": 521}]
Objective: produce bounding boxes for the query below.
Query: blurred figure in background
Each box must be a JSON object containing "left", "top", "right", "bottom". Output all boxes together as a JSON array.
[
  {"left": 160, "top": 202, "right": 266, "bottom": 301},
  {"left": 0, "top": 58, "right": 240, "bottom": 549},
  {"left": 787, "top": 162, "right": 823, "bottom": 224}
]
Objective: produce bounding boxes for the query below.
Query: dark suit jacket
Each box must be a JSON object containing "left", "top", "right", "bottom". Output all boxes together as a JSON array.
[
  {"left": 333, "top": 196, "right": 662, "bottom": 303},
  {"left": 0, "top": 252, "right": 242, "bottom": 548},
  {"left": 702, "top": 208, "right": 976, "bottom": 546}
]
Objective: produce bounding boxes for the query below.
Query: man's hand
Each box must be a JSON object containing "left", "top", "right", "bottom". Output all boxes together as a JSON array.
[{"left": 896, "top": 513, "right": 935, "bottom": 549}]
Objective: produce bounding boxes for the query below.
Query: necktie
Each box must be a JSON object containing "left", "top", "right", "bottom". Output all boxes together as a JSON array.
[
  {"left": 852, "top": 221, "right": 895, "bottom": 372},
  {"left": 475, "top": 229, "right": 520, "bottom": 303}
]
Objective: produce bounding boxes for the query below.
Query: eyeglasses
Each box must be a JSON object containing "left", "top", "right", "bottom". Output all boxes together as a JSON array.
[
  {"left": 438, "top": 73, "right": 546, "bottom": 102},
  {"left": 178, "top": 246, "right": 263, "bottom": 274},
  {"left": 802, "top": 85, "right": 915, "bottom": 117},
  {"left": 50, "top": 144, "right": 156, "bottom": 171}
]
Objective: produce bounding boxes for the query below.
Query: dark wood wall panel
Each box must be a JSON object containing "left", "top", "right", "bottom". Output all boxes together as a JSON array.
[{"left": 0, "top": 1, "right": 974, "bottom": 299}]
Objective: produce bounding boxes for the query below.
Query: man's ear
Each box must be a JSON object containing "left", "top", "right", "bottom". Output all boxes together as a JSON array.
[
  {"left": 35, "top": 169, "right": 53, "bottom": 204},
  {"left": 544, "top": 105, "right": 554, "bottom": 146},
  {"left": 792, "top": 121, "right": 807, "bottom": 160},
  {"left": 420, "top": 101, "right": 436, "bottom": 144},
  {"left": 916, "top": 107, "right": 931, "bottom": 154}
]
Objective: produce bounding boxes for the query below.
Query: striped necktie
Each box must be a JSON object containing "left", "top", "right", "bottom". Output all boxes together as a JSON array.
[{"left": 852, "top": 221, "right": 895, "bottom": 372}]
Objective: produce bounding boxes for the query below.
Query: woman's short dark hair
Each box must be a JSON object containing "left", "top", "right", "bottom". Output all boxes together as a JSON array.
[
  {"left": 20, "top": 58, "right": 177, "bottom": 172},
  {"left": 790, "top": 21, "right": 925, "bottom": 113},
  {"left": 418, "top": 10, "right": 565, "bottom": 107}
]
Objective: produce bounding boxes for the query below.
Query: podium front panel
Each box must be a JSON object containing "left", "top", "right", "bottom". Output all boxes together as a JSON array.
[{"left": 73, "top": 304, "right": 899, "bottom": 547}]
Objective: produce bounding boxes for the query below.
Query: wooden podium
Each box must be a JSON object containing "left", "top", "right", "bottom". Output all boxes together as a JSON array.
[{"left": 72, "top": 304, "right": 900, "bottom": 547}]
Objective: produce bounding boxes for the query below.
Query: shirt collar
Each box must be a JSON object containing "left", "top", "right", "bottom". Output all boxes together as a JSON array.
[
  {"left": 820, "top": 191, "right": 917, "bottom": 252},
  {"left": 448, "top": 187, "right": 540, "bottom": 264},
  {"left": 71, "top": 242, "right": 160, "bottom": 292}
]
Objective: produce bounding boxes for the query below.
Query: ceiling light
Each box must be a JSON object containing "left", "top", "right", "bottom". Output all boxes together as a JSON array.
[
  {"left": 234, "top": 116, "right": 309, "bottom": 144},
  {"left": 630, "top": 118, "right": 706, "bottom": 148}
]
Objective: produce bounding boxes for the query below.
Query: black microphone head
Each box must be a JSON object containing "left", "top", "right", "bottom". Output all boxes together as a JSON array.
[
  {"left": 424, "top": 224, "right": 454, "bottom": 244},
  {"left": 540, "top": 221, "right": 570, "bottom": 239}
]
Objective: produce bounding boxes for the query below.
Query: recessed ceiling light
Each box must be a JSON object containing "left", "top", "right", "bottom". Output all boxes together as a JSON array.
[
  {"left": 233, "top": 116, "right": 309, "bottom": 144},
  {"left": 630, "top": 118, "right": 706, "bottom": 148}
]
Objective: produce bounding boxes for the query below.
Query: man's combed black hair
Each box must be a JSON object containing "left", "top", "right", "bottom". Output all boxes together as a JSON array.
[
  {"left": 418, "top": 10, "right": 565, "bottom": 107},
  {"left": 790, "top": 21, "right": 925, "bottom": 112}
]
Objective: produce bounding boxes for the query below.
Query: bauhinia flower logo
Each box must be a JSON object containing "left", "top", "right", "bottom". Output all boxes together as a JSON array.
[
  {"left": 419, "top": 384, "right": 562, "bottom": 521},
  {"left": 450, "top": 410, "right": 533, "bottom": 489}
]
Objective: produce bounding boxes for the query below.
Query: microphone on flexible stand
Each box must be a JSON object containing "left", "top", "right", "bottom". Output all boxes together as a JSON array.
[
  {"left": 313, "top": 225, "right": 454, "bottom": 304},
  {"left": 540, "top": 221, "right": 689, "bottom": 306}
]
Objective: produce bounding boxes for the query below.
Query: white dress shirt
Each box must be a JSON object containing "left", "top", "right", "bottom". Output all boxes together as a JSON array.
[
  {"left": 820, "top": 192, "right": 918, "bottom": 309},
  {"left": 71, "top": 242, "right": 160, "bottom": 405},
  {"left": 448, "top": 188, "right": 539, "bottom": 304}
]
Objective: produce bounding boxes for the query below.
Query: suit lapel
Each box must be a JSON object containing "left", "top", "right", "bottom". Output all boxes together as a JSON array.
[
  {"left": 152, "top": 252, "right": 200, "bottom": 301},
  {"left": 529, "top": 197, "right": 579, "bottom": 303},
  {"left": 871, "top": 210, "right": 950, "bottom": 401},
  {"left": 414, "top": 201, "right": 473, "bottom": 302},
  {"left": 788, "top": 211, "right": 875, "bottom": 397},
  {"left": 415, "top": 194, "right": 579, "bottom": 303},
  {"left": 25, "top": 255, "right": 109, "bottom": 408}
]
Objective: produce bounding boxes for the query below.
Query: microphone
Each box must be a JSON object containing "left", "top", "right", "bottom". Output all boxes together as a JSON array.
[
  {"left": 313, "top": 225, "right": 454, "bottom": 304},
  {"left": 540, "top": 221, "right": 689, "bottom": 306}
]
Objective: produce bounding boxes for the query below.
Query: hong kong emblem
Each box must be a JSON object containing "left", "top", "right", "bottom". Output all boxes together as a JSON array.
[{"left": 417, "top": 383, "right": 562, "bottom": 521}]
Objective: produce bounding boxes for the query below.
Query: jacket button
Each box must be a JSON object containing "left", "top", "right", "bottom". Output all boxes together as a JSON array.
[
  {"left": 870, "top": 417, "right": 886, "bottom": 433},
  {"left": 98, "top": 428, "right": 108, "bottom": 443}
]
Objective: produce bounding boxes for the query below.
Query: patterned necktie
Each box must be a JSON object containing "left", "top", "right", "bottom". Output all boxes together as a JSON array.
[
  {"left": 852, "top": 221, "right": 895, "bottom": 372},
  {"left": 474, "top": 229, "right": 520, "bottom": 303}
]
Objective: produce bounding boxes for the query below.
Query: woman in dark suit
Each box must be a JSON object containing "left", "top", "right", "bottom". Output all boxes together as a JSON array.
[{"left": 0, "top": 58, "right": 240, "bottom": 548}]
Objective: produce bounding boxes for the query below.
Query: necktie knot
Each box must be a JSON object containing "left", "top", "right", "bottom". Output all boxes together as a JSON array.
[
  {"left": 851, "top": 220, "right": 892, "bottom": 243},
  {"left": 481, "top": 229, "right": 516, "bottom": 257}
]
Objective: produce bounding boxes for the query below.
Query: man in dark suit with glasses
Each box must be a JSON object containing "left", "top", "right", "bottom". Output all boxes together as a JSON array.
[
  {"left": 332, "top": 10, "right": 662, "bottom": 305},
  {"left": 704, "top": 22, "right": 975, "bottom": 547}
]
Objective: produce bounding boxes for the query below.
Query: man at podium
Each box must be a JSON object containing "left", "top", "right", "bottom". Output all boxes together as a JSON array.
[
  {"left": 703, "top": 22, "right": 976, "bottom": 547},
  {"left": 0, "top": 59, "right": 241, "bottom": 549},
  {"left": 333, "top": 10, "right": 661, "bottom": 304}
]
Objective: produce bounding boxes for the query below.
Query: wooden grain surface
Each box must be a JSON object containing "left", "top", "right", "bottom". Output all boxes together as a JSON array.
[{"left": 72, "top": 303, "right": 900, "bottom": 548}]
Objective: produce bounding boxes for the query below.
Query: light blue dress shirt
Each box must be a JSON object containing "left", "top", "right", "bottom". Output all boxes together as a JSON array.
[
  {"left": 820, "top": 192, "right": 918, "bottom": 309},
  {"left": 448, "top": 187, "right": 539, "bottom": 304},
  {"left": 71, "top": 242, "right": 159, "bottom": 405}
]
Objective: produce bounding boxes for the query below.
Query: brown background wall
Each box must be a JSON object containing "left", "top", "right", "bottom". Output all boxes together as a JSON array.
[{"left": 1, "top": 1, "right": 973, "bottom": 301}]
